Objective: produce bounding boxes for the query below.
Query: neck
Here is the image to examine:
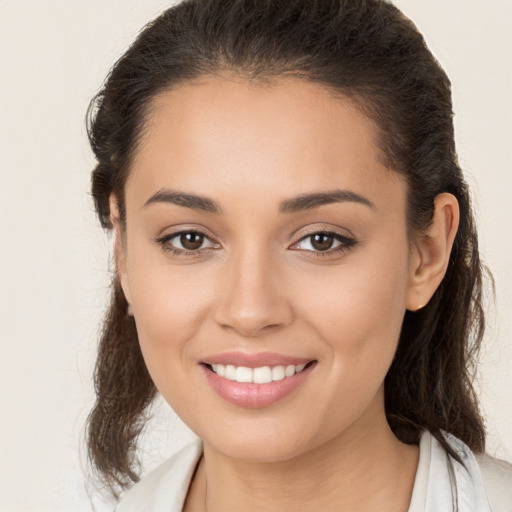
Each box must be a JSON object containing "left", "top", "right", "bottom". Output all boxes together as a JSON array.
[{"left": 184, "top": 402, "right": 419, "bottom": 512}]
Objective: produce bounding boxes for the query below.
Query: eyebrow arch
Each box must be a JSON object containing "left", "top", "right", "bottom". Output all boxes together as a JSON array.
[
  {"left": 143, "top": 188, "right": 375, "bottom": 214},
  {"left": 143, "top": 189, "right": 223, "bottom": 214},
  {"left": 278, "top": 189, "right": 375, "bottom": 214}
]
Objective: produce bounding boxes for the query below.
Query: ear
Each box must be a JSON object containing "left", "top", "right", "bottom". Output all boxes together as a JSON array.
[
  {"left": 406, "top": 193, "right": 460, "bottom": 312},
  {"left": 109, "top": 194, "right": 133, "bottom": 307}
]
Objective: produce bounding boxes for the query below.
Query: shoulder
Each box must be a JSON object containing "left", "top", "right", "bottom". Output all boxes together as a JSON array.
[
  {"left": 116, "top": 438, "right": 203, "bottom": 512},
  {"left": 475, "top": 451, "right": 512, "bottom": 512}
]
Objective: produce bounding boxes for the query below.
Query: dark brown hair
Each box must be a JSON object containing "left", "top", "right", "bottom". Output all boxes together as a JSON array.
[{"left": 86, "top": 0, "right": 487, "bottom": 495}]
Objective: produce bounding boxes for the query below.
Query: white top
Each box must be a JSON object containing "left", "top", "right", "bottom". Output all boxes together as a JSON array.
[{"left": 116, "top": 431, "right": 512, "bottom": 512}]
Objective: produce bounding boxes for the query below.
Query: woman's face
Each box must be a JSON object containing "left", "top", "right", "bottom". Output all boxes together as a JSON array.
[{"left": 118, "top": 76, "right": 417, "bottom": 461}]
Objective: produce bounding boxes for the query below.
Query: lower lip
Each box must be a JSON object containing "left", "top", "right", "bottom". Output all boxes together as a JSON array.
[{"left": 201, "top": 363, "right": 316, "bottom": 409}]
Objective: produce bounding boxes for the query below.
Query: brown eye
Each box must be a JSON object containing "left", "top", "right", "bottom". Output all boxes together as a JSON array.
[
  {"left": 291, "top": 231, "right": 357, "bottom": 256},
  {"left": 180, "top": 232, "right": 204, "bottom": 250},
  {"left": 310, "top": 233, "right": 335, "bottom": 251},
  {"left": 156, "top": 229, "right": 219, "bottom": 255}
]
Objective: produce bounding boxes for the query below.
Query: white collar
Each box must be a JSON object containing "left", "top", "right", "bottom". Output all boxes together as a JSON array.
[{"left": 408, "top": 431, "right": 492, "bottom": 512}]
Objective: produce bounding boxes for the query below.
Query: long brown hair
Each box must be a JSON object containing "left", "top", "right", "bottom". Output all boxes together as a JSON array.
[{"left": 86, "top": 0, "right": 487, "bottom": 495}]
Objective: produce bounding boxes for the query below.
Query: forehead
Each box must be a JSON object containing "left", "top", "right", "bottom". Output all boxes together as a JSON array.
[{"left": 127, "top": 76, "right": 405, "bottom": 215}]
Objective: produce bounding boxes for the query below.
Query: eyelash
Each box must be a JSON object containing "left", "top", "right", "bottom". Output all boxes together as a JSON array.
[
  {"left": 292, "top": 230, "right": 357, "bottom": 257},
  {"left": 155, "top": 229, "right": 357, "bottom": 259},
  {"left": 155, "top": 230, "right": 219, "bottom": 258}
]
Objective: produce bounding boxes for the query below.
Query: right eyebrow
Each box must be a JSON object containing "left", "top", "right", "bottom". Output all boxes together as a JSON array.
[{"left": 143, "top": 189, "right": 223, "bottom": 214}]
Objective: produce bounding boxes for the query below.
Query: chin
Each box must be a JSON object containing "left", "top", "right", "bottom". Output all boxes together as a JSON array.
[
  {"left": 212, "top": 436, "right": 310, "bottom": 463},
  {"left": 197, "top": 414, "right": 326, "bottom": 463}
]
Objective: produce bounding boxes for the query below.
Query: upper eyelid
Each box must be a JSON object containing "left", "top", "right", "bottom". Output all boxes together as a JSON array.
[
  {"left": 294, "top": 224, "right": 355, "bottom": 240},
  {"left": 157, "top": 227, "right": 216, "bottom": 242},
  {"left": 158, "top": 229, "right": 218, "bottom": 246},
  {"left": 290, "top": 231, "right": 355, "bottom": 251},
  {"left": 297, "top": 231, "right": 352, "bottom": 242}
]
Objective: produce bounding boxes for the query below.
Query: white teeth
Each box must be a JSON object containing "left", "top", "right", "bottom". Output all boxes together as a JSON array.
[
  {"left": 271, "top": 366, "right": 285, "bottom": 381},
  {"left": 285, "top": 365, "right": 296, "bottom": 377},
  {"left": 235, "top": 366, "right": 253, "bottom": 383},
  {"left": 225, "top": 364, "right": 236, "bottom": 381},
  {"left": 210, "top": 362, "right": 310, "bottom": 383},
  {"left": 253, "top": 366, "right": 273, "bottom": 384}
]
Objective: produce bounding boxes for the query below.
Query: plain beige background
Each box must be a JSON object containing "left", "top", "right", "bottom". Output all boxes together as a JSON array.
[{"left": 0, "top": 1, "right": 510, "bottom": 510}]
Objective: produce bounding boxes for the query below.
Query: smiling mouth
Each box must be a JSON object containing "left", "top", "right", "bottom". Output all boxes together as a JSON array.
[
  {"left": 204, "top": 362, "right": 315, "bottom": 384},
  {"left": 201, "top": 359, "right": 317, "bottom": 408}
]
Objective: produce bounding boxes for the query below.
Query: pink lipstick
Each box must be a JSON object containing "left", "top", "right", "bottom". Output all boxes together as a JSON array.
[{"left": 200, "top": 352, "right": 316, "bottom": 408}]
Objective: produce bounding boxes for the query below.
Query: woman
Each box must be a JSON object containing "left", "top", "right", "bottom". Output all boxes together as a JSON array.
[{"left": 86, "top": 0, "right": 512, "bottom": 510}]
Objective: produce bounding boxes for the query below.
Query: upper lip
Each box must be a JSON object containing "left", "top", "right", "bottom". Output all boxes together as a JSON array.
[{"left": 202, "top": 351, "right": 314, "bottom": 368}]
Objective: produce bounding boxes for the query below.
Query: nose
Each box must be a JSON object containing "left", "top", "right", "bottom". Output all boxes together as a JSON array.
[{"left": 213, "top": 244, "right": 294, "bottom": 338}]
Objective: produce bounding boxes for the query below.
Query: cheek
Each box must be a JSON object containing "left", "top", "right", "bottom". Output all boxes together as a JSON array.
[
  {"left": 295, "top": 238, "right": 410, "bottom": 408},
  {"left": 306, "top": 235, "right": 410, "bottom": 338},
  {"left": 124, "top": 251, "right": 215, "bottom": 385}
]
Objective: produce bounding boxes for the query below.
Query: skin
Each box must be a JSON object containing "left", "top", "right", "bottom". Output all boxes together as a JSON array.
[{"left": 112, "top": 76, "right": 459, "bottom": 512}]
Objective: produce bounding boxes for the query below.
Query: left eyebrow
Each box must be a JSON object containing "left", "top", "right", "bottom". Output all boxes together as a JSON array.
[{"left": 278, "top": 189, "right": 376, "bottom": 214}]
